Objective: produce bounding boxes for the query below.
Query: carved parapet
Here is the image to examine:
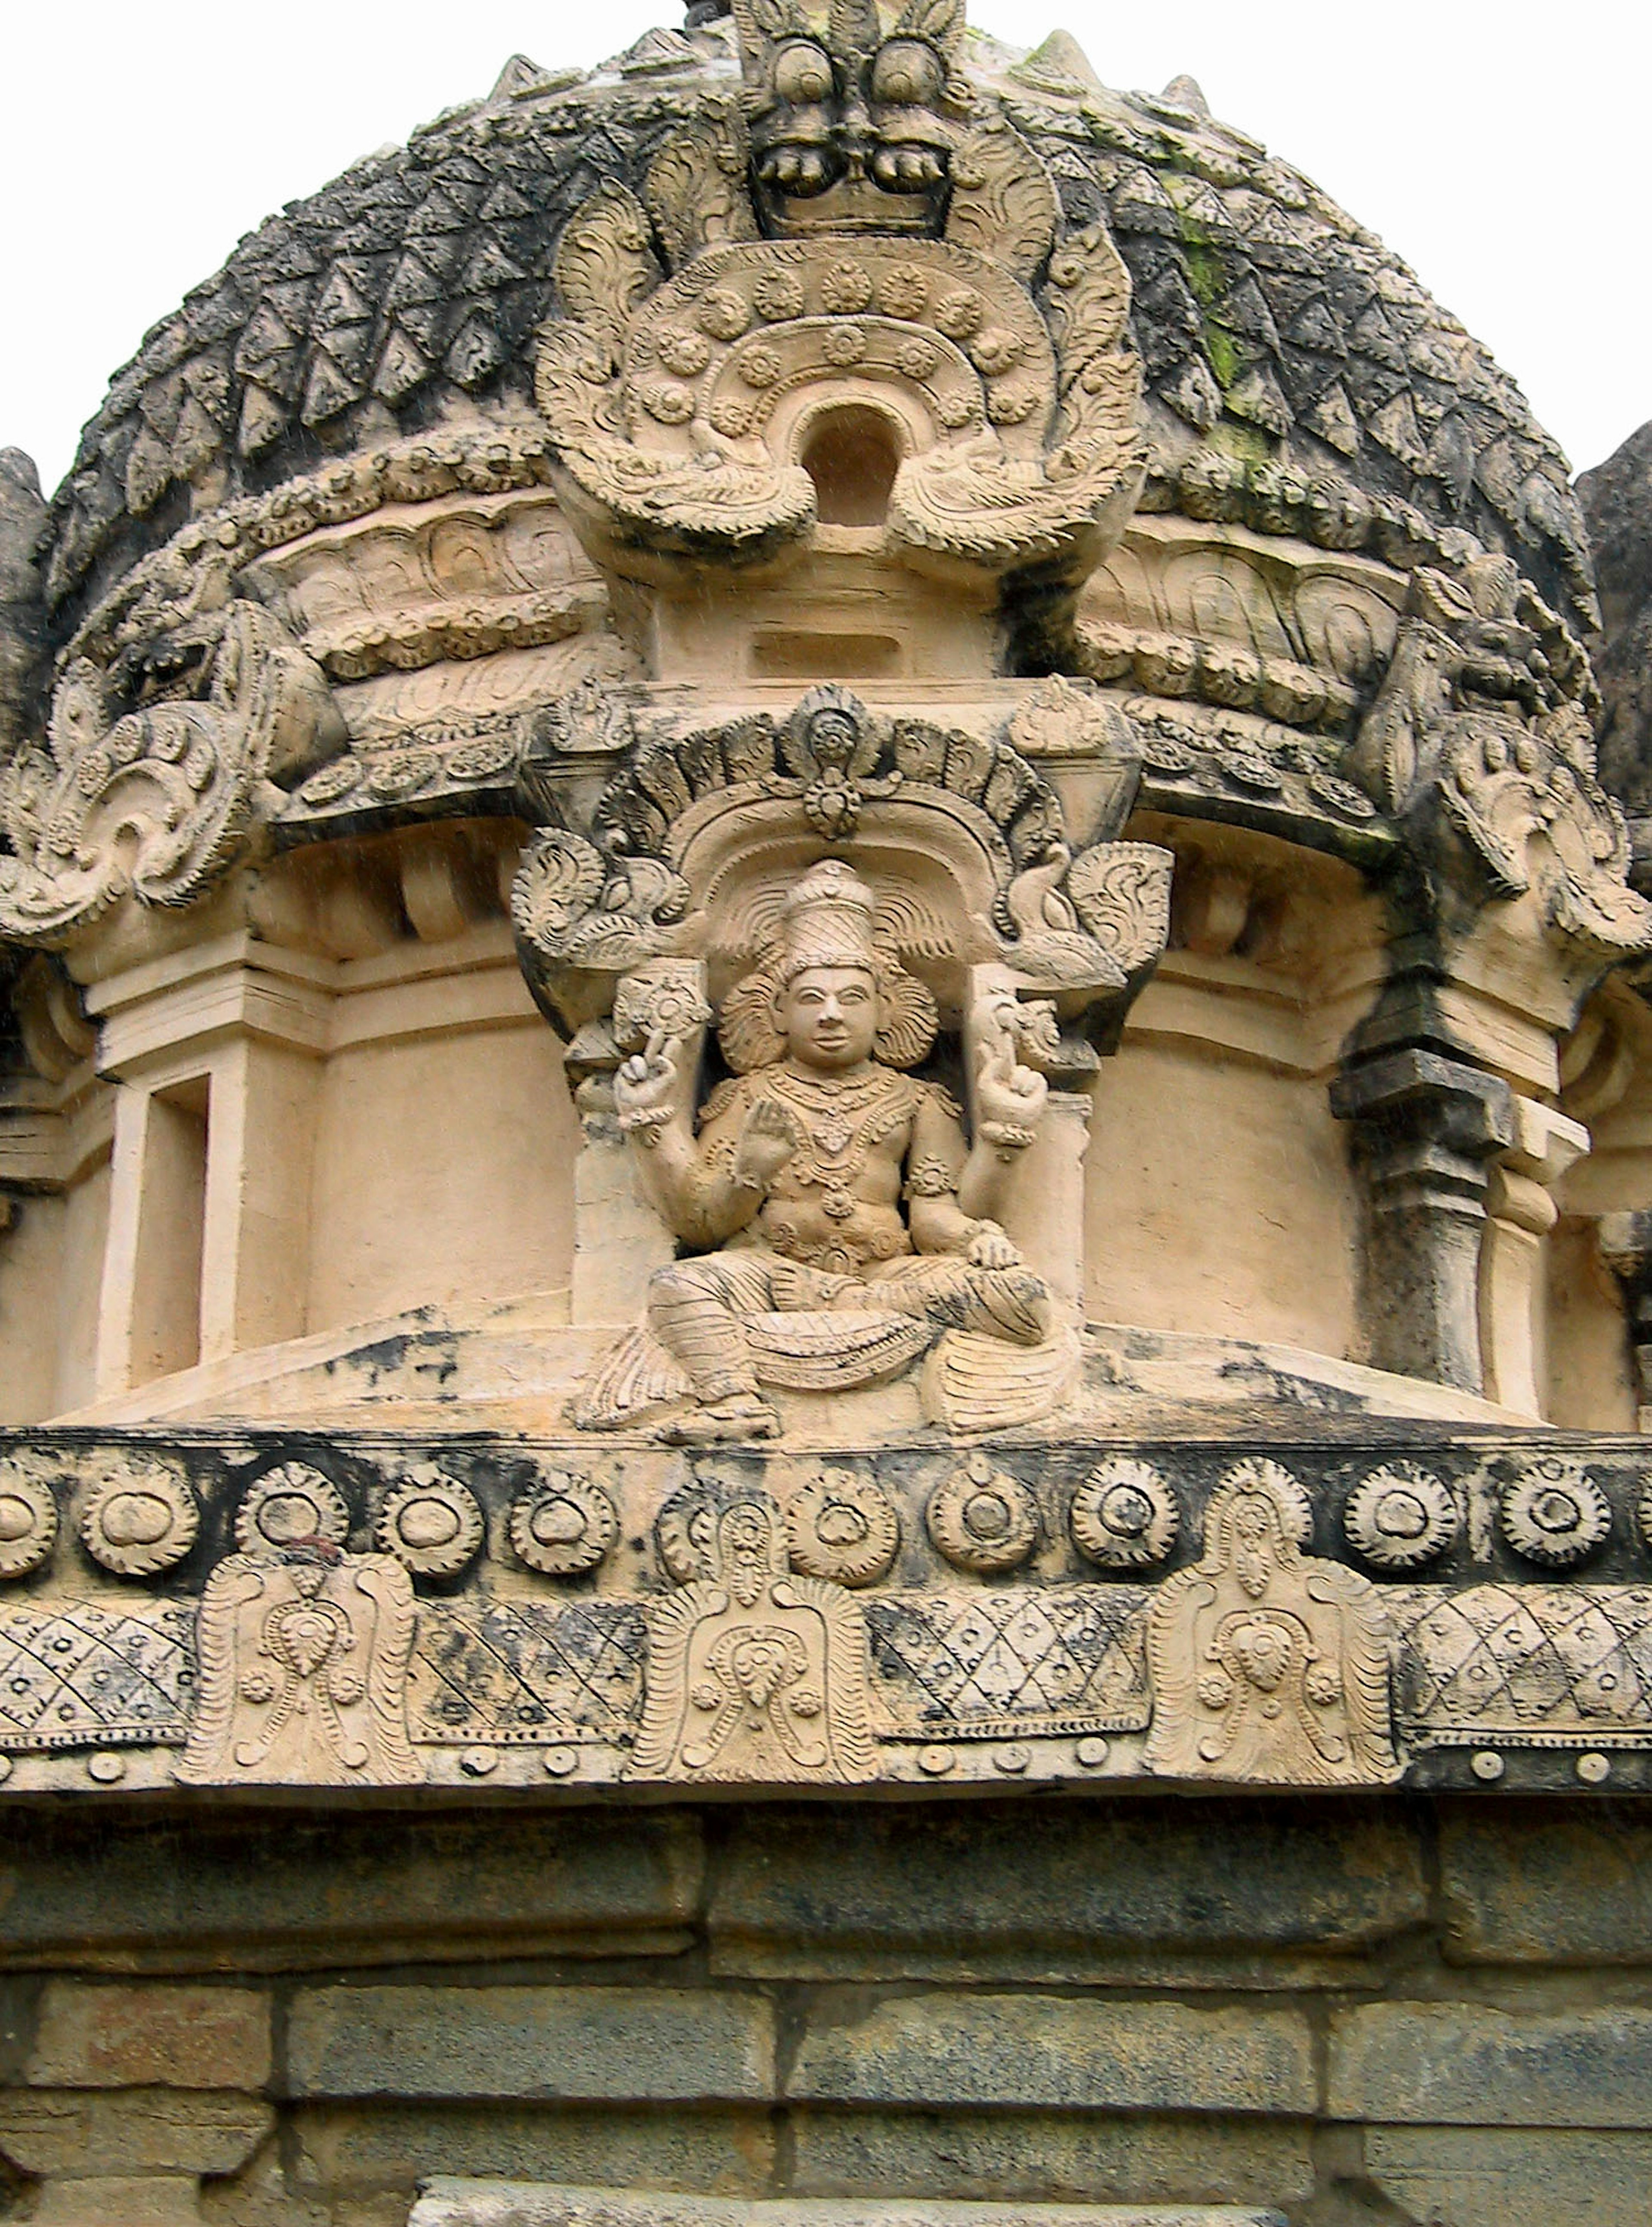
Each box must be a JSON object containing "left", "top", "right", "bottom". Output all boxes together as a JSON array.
[
  {"left": 3, "top": 1427, "right": 1652, "bottom": 1796},
  {"left": 1331, "top": 1049, "right": 1516, "bottom": 1394}
]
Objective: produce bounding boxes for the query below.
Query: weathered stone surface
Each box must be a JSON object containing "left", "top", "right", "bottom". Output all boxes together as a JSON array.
[
  {"left": 29, "top": 2173, "right": 204, "bottom": 2227},
  {"left": 786, "top": 2109, "right": 1314, "bottom": 2208},
  {"left": 709, "top": 1804, "right": 1427, "bottom": 1978},
  {"left": 1580, "top": 420, "right": 1652, "bottom": 812},
  {"left": 1365, "top": 2128, "right": 1652, "bottom": 2227},
  {"left": 1441, "top": 1804, "right": 1652, "bottom": 1964},
  {"left": 292, "top": 2105, "right": 776, "bottom": 2202},
  {"left": 789, "top": 1995, "right": 1313, "bottom": 2115},
  {"left": 28, "top": 1981, "right": 271, "bottom": 2090},
  {"left": 0, "top": 1812, "right": 703, "bottom": 1971},
  {"left": 0, "top": 2088, "right": 272, "bottom": 2176},
  {"left": 409, "top": 2191, "right": 1288, "bottom": 2227},
  {"left": 0, "top": 448, "right": 46, "bottom": 751},
  {"left": 1329, "top": 2002, "right": 1652, "bottom": 2127},
  {"left": 287, "top": 1986, "right": 775, "bottom": 2102}
]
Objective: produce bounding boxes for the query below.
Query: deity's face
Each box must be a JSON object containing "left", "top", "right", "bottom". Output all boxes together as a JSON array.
[{"left": 774, "top": 963, "right": 880, "bottom": 1071}]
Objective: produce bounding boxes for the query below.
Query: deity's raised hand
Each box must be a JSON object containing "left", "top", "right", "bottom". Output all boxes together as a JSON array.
[{"left": 614, "top": 1027, "right": 681, "bottom": 1123}]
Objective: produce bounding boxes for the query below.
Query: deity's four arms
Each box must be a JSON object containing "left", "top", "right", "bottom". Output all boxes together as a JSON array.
[{"left": 611, "top": 861, "right": 1054, "bottom": 1442}]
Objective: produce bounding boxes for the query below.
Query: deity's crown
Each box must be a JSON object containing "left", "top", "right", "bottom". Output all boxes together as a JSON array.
[{"left": 778, "top": 860, "right": 881, "bottom": 982}]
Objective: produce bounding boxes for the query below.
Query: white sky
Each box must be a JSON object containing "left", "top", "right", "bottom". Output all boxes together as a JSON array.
[{"left": 3, "top": 1, "right": 1648, "bottom": 500}]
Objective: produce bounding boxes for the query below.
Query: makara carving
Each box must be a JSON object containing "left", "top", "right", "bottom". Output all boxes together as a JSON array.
[
  {"left": 0, "top": 600, "right": 340, "bottom": 945},
  {"left": 1145, "top": 1458, "right": 1399, "bottom": 1786},
  {"left": 1346, "top": 560, "right": 1652, "bottom": 958}
]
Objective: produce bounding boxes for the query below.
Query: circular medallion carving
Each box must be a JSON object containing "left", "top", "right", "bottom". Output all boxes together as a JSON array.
[
  {"left": 927, "top": 1453, "right": 1038, "bottom": 1574},
  {"left": 753, "top": 269, "right": 805, "bottom": 322},
  {"left": 1344, "top": 1463, "right": 1460, "bottom": 1570},
  {"left": 364, "top": 748, "right": 437, "bottom": 800},
  {"left": 1633, "top": 1475, "right": 1652, "bottom": 1558},
  {"left": 235, "top": 1463, "right": 350, "bottom": 1555},
  {"left": 820, "top": 260, "right": 873, "bottom": 313},
  {"left": 1500, "top": 1460, "right": 1612, "bottom": 1567},
  {"left": 79, "top": 1454, "right": 198, "bottom": 1578},
  {"left": 697, "top": 288, "right": 751, "bottom": 341},
  {"left": 446, "top": 732, "right": 518, "bottom": 782},
  {"left": 786, "top": 1470, "right": 900, "bottom": 1587},
  {"left": 0, "top": 1456, "right": 58, "bottom": 1580},
  {"left": 298, "top": 756, "right": 362, "bottom": 806},
  {"left": 509, "top": 1470, "right": 617, "bottom": 1577},
  {"left": 1309, "top": 771, "right": 1378, "bottom": 822},
  {"left": 1069, "top": 1458, "right": 1179, "bottom": 1570},
  {"left": 376, "top": 1472, "right": 484, "bottom": 1578}
]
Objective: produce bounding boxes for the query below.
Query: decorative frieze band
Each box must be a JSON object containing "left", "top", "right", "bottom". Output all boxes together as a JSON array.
[{"left": 3, "top": 1427, "right": 1652, "bottom": 1796}]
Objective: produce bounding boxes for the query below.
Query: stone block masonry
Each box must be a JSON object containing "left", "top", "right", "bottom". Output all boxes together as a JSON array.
[{"left": 0, "top": 1796, "right": 1643, "bottom": 2222}]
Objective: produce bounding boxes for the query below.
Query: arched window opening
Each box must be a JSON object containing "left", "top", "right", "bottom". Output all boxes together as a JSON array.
[{"left": 801, "top": 406, "right": 902, "bottom": 527}]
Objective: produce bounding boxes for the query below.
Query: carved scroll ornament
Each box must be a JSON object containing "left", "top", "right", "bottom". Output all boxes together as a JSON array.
[
  {"left": 534, "top": 81, "right": 1143, "bottom": 581},
  {"left": 632, "top": 1478, "right": 873, "bottom": 1783},
  {"left": 0, "top": 600, "right": 340, "bottom": 945},
  {"left": 512, "top": 686, "right": 1171, "bottom": 1031}
]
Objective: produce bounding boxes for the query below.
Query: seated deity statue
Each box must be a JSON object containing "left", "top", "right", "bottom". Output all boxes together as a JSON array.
[{"left": 610, "top": 861, "right": 1052, "bottom": 1443}]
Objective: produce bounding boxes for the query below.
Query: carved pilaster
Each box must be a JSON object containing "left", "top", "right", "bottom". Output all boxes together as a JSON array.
[
  {"left": 1597, "top": 1209, "right": 1652, "bottom": 1431},
  {"left": 1331, "top": 1048, "right": 1515, "bottom": 1393},
  {"left": 1480, "top": 1098, "right": 1589, "bottom": 1416}
]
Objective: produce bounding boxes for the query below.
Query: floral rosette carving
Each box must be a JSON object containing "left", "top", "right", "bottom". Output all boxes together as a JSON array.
[
  {"left": 1069, "top": 1457, "right": 1178, "bottom": 1571},
  {"left": 787, "top": 1470, "right": 900, "bottom": 1586},
  {"left": 376, "top": 1472, "right": 485, "bottom": 1579},
  {"left": 235, "top": 1463, "right": 351, "bottom": 1555},
  {"left": 1499, "top": 1459, "right": 1612, "bottom": 1568},
  {"left": 0, "top": 1454, "right": 60, "bottom": 1580},
  {"left": 509, "top": 1470, "right": 618, "bottom": 1577},
  {"left": 78, "top": 1454, "right": 200, "bottom": 1579},
  {"left": 0, "top": 602, "right": 340, "bottom": 947},
  {"left": 1344, "top": 1464, "right": 1460, "bottom": 1571},
  {"left": 927, "top": 1451, "right": 1039, "bottom": 1573}
]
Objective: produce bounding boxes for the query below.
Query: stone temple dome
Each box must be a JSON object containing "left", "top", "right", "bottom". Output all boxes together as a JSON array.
[
  {"left": 9, "top": 9, "right": 1652, "bottom": 2224},
  {"left": 37, "top": 12, "right": 1590, "bottom": 639}
]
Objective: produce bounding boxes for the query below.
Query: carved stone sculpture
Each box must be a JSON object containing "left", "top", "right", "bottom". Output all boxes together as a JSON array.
[
  {"left": 1145, "top": 1458, "right": 1399, "bottom": 1786},
  {"left": 632, "top": 1476, "right": 873, "bottom": 1782},
  {"left": 177, "top": 1546, "right": 420, "bottom": 1788},
  {"left": 1346, "top": 559, "right": 1652, "bottom": 957},
  {"left": 592, "top": 861, "right": 1052, "bottom": 1442},
  {"left": 533, "top": 12, "right": 1144, "bottom": 590},
  {"left": 0, "top": 599, "right": 341, "bottom": 945}
]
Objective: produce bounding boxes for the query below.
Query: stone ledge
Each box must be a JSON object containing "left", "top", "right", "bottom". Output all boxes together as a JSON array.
[{"left": 407, "top": 2188, "right": 1287, "bottom": 2227}]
